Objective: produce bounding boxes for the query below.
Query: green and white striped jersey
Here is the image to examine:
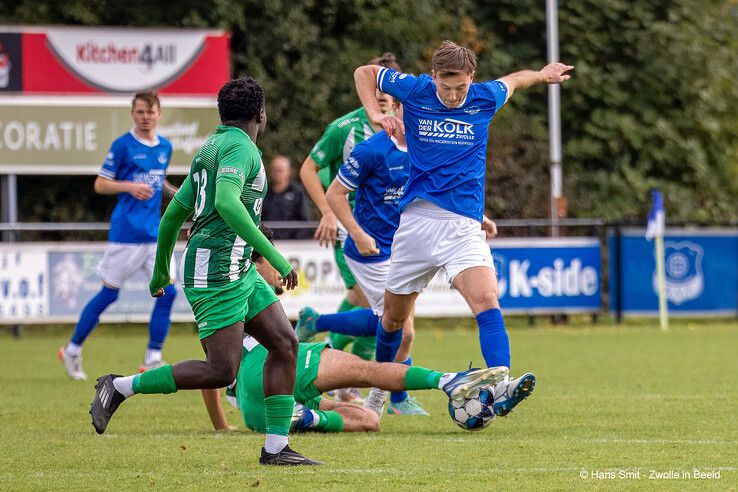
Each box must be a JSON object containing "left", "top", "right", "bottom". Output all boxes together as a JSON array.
[
  {"left": 173, "top": 125, "right": 266, "bottom": 289},
  {"left": 311, "top": 107, "right": 376, "bottom": 191}
]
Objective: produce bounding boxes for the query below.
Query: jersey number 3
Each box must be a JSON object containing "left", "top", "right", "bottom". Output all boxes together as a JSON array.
[{"left": 193, "top": 169, "right": 207, "bottom": 218}]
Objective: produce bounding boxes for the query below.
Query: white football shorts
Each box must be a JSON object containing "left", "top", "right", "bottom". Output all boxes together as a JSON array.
[
  {"left": 385, "top": 200, "right": 494, "bottom": 295},
  {"left": 96, "top": 242, "right": 175, "bottom": 289},
  {"left": 344, "top": 256, "right": 390, "bottom": 315}
]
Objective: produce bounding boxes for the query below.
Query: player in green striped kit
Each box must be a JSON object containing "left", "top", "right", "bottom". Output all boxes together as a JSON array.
[
  {"left": 89, "top": 76, "right": 320, "bottom": 466},
  {"left": 299, "top": 53, "right": 402, "bottom": 382}
]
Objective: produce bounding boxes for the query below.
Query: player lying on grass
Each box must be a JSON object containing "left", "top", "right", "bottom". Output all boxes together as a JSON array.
[
  {"left": 202, "top": 230, "right": 506, "bottom": 433},
  {"left": 204, "top": 334, "right": 507, "bottom": 434}
]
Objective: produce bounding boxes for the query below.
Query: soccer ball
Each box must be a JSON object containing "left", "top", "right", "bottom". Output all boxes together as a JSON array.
[{"left": 448, "top": 387, "right": 495, "bottom": 431}]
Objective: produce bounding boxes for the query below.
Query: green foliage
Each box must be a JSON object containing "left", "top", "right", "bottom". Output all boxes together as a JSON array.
[{"left": 2, "top": 0, "right": 737, "bottom": 222}]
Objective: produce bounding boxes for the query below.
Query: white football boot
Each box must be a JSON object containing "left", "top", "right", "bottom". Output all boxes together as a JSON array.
[{"left": 58, "top": 346, "right": 87, "bottom": 380}]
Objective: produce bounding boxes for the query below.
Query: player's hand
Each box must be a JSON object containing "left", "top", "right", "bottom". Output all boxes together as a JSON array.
[
  {"left": 215, "top": 425, "right": 238, "bottom": 433},
  {"left": 314, "top": 211, "right": 338, "bottom": 247},
  {"left": 370, "top": 111, "right": 404, "bottom": 137},
  {"left": 352, "top": 230, "right": 379, "bottom": 256},
  {"left": 482, "top": 216, "right": 498, "bottom": 239},
  {"left": 282, "top": 269, "right": 298, "bottom": 291},
  {"left": 149, "top": 271, "right": 172, "bottom": 297},
  {"left": 539, "top": 63, "right": 574, "bottom": 84},
  {"left": 129, "top": 182, "right": 154, "bottom": 200}
]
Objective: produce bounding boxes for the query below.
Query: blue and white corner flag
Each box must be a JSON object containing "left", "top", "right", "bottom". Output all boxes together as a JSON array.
[
  {"left": 646, "top": 189, "right": 669, "bottom": 329},
  {"left": 645, "top": 190, "right": 665, "bottom": 240}
]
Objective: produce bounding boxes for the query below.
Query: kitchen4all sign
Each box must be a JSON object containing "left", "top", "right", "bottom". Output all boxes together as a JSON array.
[{"left": 1, "top": 26, "right": 229, "bottom": 94}]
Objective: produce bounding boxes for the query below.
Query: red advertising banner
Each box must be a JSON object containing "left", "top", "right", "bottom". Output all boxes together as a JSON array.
[{"left": 0, "top": 26, "right": 229, "bottom": 95}]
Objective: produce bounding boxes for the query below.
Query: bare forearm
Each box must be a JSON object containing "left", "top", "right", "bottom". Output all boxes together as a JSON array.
[
  {"left": 94, "top": 177, "right": 132, "bottom": 195},
  {"left": 300, "top": 159, "right": 332, "bottom": 216},
  {"left": 354, "top": 65, "right": 382, "bottom": 120},
  {"left": 326, "top": 183, "right": 361, "bottom": 237},
  {"left": 201, "top": 389, "right": 230, "bottom": 431},
  {"left": 501, "top": 70, "right": 545, "bottom": 91},
  {"left": 501, "top": 63, "right": 574, "bottom": 95}
]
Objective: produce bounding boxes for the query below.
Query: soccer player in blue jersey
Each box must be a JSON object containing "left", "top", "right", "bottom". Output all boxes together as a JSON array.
[
  {"left": 353, "top": 41, "right": 574, "bottom": 417},
  {"left": 297, "top": 101, "right": 422, "bottom": 415},
  {"left": 59, "top": 92, "right": 178, "bottom": 380}
]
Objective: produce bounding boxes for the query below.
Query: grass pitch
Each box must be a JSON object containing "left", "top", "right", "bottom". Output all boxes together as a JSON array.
[{"left": 0, "top": 318, "right": 736, "bottom": 490}]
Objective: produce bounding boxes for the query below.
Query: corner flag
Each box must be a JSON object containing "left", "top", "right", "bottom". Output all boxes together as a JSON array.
[
  {"left": 646, "top": 190, "right": 668, "bottom": 329},
  {"left": 645, "top": 190, "right": 665, "bottom": 240}
]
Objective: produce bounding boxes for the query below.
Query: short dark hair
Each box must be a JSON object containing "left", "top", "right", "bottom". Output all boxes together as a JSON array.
[
  {"left": 368, "top": 52, "right": 401, "bottom": 71},
  {"left": 432, "top": 41, "right": 476, "bottom": 76},
  {"left": 132, "top": 91, "right": 160, "bottom": 110},
  {"left": 217, "top": 76, "right": 265, "bottom": 124},
  {"left": 251, "top": 224, "right": 274, "bottom": 262}
]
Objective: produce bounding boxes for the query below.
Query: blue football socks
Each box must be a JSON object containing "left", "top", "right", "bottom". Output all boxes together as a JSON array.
[
  {"left": 375, "top": 318, "right": 403, "bottom": 363},
  {"left": 147, "top": 284, "right": 176, "bottom": 351},
  {"left": 70, "top": 286, "right": 119, "bottom": 345},
  {"left": 476, "top": 308, "right": 511, "bottom": 368},
  {"left": 315, "top": 308, "right": 379, "bottom": 337},
  {"left": 390, "top": 357, "right": 412, "bottom": 403}
]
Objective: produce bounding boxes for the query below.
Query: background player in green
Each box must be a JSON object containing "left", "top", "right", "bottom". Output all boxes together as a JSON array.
[
  {"left": 299, "top": 53, "right": 401, "bottom": 379},
  {"left": 89, "top": 76, "right": 320, "bottom": 466}
]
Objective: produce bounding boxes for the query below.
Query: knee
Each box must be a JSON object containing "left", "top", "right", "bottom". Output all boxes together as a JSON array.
[
  {"left": 269, "top": 330, "right": 298, "bottom": 360},
  {"left": 469, "top": 290, "right": 500, "bottom": 314},
  {"left": 209, "top": 358, "right": 240, "bottom": 387},
  {"left": 381, "top": 307, "right": 406, "bottom": 331}
]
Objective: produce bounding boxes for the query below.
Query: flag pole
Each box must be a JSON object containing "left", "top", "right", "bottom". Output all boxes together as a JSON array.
[{"left": 654, "top": 233, "right": 669, "bottom": 330}]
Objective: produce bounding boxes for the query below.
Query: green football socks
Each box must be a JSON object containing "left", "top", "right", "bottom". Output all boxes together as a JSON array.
[
  {"left": 314, "top": 410, "right": 344, "bottom": 433},
  {"left": 264, "top": 394, "right": 294, "bottom": 437},
  {"left": 132, "top": 364, "right": 177, "bottom": 394},
  {"left": 404, "top": 366, "right": 444, "bottom": 391}
]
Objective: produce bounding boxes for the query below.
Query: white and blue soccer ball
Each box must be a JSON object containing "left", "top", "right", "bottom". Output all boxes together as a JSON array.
[{"left": 448, "top": 387, "right": 495, "bottom": 431}]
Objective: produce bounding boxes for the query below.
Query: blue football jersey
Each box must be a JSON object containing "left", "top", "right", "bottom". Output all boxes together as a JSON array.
[
  {"left": 98, "top": 130, "right": 172, "bottom": 244},
  {"left": 376, "top": 67, "right": 508, "bottom": 222},
  {"left": 337, "top": 132, "right": 408, "bottom": 263}
]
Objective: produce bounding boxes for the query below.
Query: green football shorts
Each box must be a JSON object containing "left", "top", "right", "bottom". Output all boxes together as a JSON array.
[
  {"left": 184, "top": 264, "right": 279, "bottom": 340},
  {"left": 237, "top": 342, "right": 328, "bottom": 433}
]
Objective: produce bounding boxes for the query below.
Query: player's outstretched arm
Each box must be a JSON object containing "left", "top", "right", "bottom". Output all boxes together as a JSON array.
[
  {"left": 150, "top": 199, "right": 191, "bottom": 296},
  {"left": 214, "top": 180, "right": 297, "bottom": 290},
  {"left": 299, "top": 157, "right": 337, "bottom": 247},
  {"left": 326, "top": 179, "right": 378, "bottom": 256},
  {"left": 201, "top": 389, "right": 236, "bottom": 432},
  {"left": 499, "top": 62, "right": 574, "bottom": 98},
  {"left": 354, "top": 65, "right": 404, "bottom": 136}
]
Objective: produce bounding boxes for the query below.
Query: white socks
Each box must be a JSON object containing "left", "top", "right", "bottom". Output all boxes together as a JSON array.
[
  {"left": 65, "top": 343, "right": 82, "bottom": 357},
  {"left": 264, "top": 434, "right": 288, "bottom": 454},
  {"left": 438, "top": 372, "right": 457, "bottom": 389},
  {"left": 309, "top": 410, "right": 321, "bottom": 427},
  {"left": 144, "top": 349, "right": 162, "bottom": 365},
  {"left": 112, "top": 375, "right": 136, "bottom": 398}
]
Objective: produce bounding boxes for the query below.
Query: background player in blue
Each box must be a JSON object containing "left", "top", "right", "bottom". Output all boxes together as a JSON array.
[
  {"left": 59, "top": 92, "right": 178, "bottom": 380},
  {"left": 295, "top": 102, "right": 433, "bottom": 416},
  {"left": 353, "top": 41, "right": 574, "bottom": 417}
]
